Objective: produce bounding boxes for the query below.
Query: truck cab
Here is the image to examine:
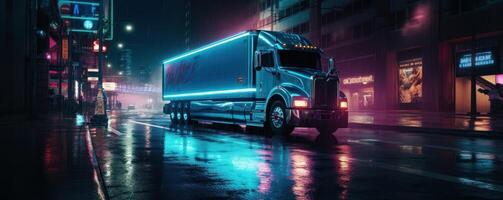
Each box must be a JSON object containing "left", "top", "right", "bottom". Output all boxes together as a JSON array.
[
  {"left": 253, "top": 31, "right": 348, "bottom": 134},
  {"left": 162, "top": 30, "right": 347, "bottom": 135}
]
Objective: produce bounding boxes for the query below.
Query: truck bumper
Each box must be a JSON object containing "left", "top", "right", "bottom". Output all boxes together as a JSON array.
[{"left": 286, "top": 108, "right": 348, "bottom": 128}]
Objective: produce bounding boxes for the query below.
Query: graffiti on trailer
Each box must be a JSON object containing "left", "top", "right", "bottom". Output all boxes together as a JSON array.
[{"left": 166, "top": 57, "right": 198, "bottom": 92}]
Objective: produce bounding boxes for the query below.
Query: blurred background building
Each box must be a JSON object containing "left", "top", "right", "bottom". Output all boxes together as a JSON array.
[
  {"left": 1, "top": 0, "right": 114, "bottom": 120},
  {"left": 256, "top": 0, "right": 503, "bottom": 114},
  {"left": 3, "top": 0, "right": 503, "bottom": 118}
]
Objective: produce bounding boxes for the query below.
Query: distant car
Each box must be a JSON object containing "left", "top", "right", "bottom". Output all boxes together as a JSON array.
[{"left": 127, "top": 105, "right": 135, "bottom": 110}]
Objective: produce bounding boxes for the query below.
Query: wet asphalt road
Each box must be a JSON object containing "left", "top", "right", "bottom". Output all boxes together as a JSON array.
[{"left": 88, "top": 110, "right": 503, "bottom": 199}]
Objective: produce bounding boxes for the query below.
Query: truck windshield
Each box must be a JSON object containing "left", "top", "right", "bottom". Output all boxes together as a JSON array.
[{"left": 278, "top": 50, "right": 321, "bottom": 69}]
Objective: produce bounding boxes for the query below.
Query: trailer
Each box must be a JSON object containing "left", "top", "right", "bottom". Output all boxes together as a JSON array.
[{"left": 162, "top": 30, "right": 348, "bottom": 135}]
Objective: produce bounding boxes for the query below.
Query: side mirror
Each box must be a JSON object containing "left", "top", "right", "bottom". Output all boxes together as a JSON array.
[
  {"left": 254, "top": 51, "right": 262, "bottom": 71},
  {"left": 328, "top": 58, "right": 336, "bottom": 75}
]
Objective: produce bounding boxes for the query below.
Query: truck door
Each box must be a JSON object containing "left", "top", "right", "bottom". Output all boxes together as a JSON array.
[{"left": 255, "top": 50, "right": 278, "bottom": 99}]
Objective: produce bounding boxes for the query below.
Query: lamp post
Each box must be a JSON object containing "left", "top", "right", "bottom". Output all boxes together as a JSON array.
[{"left": 91, "top": 0, "right": 108, "bottom": 125}]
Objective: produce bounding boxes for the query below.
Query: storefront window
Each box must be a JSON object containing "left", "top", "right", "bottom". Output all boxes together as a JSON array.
[
  {"left": 398, "top": 58, "right": 423, "bottom": 104},
  {"left": 342, "top": 75, "right": 374, "bottom": 110}
]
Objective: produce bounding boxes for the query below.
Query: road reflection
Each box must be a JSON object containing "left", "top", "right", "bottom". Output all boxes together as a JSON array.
[
  {"left": 162, "top": 128, "right": 265, "bottom": 193},
  {"left": 158, "top": 124, "right": 354, "bottom": 199},
  {"left": 290, "top": 150, "right": 313, "bottom": 199},
  {"left": 335, "top": 145, "right": 352, "bottom": 200}
]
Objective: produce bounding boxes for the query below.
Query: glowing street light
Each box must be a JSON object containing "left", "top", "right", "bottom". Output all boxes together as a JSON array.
[
  {"left": 107, "top": 63, "right": 112, "bottom": 68},
  {"left": 125, "top": 24, "right": 133, "bottom": 32},
  {"left": 117, "top": 43, "right": 124, "bottom": 49},
  {"left": 118, "top": 71, "right": 123, "bottom": 75}
]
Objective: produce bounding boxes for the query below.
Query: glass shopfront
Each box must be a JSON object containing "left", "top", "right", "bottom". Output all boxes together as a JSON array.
[
  {"left": 454, "top": 48, "right": 501, "bottom": 114},
  {"left": 396, "top": 47, "right": 424, "bottom": 110},
  {"left": 341, "top": 75, "right": 374, "bottom": 110},
  {"left": 398, "top": 57, "right": 423, "bottom": 105}
]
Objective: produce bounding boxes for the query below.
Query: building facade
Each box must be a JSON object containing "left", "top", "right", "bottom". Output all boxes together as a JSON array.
[
  {"left": 1, "top": 0, "right": 63, "bottom": 119},
  {"left": 257, "top": 0, "right": 503, "bottom": 113}
]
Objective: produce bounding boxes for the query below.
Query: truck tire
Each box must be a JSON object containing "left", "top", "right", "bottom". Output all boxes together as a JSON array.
[
  {"left": 268, "top": 100, "right": 294, "bottom": 135},
  {"left": 182, "top": 102, "right": 191, "bottom": 124},
  {"left": 316, "top": 124, "right": 338, "bottom": 135},
  {"left": 169, "top": 102, "right": 178, "bottom": 124},
  {"left": 176, "top": 102, "right": 184, "bottom": 124}
]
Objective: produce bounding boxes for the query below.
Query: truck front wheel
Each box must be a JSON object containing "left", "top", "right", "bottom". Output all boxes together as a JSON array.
[{"left": 268, "top": 100, "right": 294, "bottom": 135}]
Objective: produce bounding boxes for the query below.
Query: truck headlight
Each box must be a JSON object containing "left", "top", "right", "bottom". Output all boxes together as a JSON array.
[
  {"left": 293, "top": 96, "right": 308, "bottom": 108},
  {"left": 340, "top": 100, "right": 348, "bottom": 109},
  {"left": 293, "top": 99, "right": 308, "bottom": 108}
]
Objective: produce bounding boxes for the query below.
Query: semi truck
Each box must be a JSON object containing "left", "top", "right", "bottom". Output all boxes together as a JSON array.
[{"left": 162, "top": 30, "right": 348, "bottom": 135}]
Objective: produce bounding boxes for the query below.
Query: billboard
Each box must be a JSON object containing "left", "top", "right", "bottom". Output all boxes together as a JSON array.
[
  {"left": 342, "top": 75, "right": 373, "bottom": 85},
  {"left": 58, "top": 0, "right": 113, "bottom": 40},
  {"left": 398, "top": 58, "right": 423, "bottom": 104},
  {"left": 456, "top": 49, "right": 499, "bottom": 76}
]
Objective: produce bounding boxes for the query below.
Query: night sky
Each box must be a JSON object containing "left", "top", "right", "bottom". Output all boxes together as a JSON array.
[{"left": 113, "top": 0, "right": 257, "bottom": 70}]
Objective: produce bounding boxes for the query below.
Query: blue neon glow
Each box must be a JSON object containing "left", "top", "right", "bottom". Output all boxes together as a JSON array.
[
  {"left": 163, "top": 88, "right": 256, "bottom": 98},
  {"left": 259, "top": 34, "right": 274, "bottom": 47},
  {"left": 70, "top": 29, "right": 97, "bottom": 33},
  {"left": 163, "top": 32, "right": 250, "bottom": 64},
  {"left": 59, "top": 0, "right": 100, "bottom": 6},
  {"left": 73, "top": 4, "right": 80, "bottom": 15},
  {"left": 83, "top": 20, "right": 94, "bottom": 29},
  {"left": 458, "top": 51, "right": 495, "bottom": 68}
]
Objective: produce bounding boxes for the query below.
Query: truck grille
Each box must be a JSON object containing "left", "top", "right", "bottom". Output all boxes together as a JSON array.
[{"left": 313, "top": 78, "right": 338, "bottom": 109}]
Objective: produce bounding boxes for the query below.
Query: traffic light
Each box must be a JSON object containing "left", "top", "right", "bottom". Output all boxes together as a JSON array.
[{"left": 93, "top": 40, "right": 107, "bottom": 53}]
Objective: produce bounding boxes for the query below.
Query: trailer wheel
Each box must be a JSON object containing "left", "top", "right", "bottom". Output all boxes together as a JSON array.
[
  {"left": 182, "top": 102, "right": 191, "bottom": 124},
  {"left": 268, "top": 100, "right": 294, "bottom": 135},
  {"left": 176, "top": 102, "right": 184, "bottom": 123},
  {"left": 169, "top": 102, "right": 178, "bottom": 124}
]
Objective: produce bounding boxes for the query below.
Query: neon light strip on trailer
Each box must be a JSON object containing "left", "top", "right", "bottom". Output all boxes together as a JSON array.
[
  {"left": 258, "top": 34, "right": 274, "bottom": 47},
  {"left": 163, "top": 88, "right": 256, "bottom": 98},
  {"left": 162, "top": 32, "right": 251, "bottom": 64}
]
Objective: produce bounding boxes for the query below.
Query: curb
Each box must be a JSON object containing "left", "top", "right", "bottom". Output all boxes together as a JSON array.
[
  {"left": 349, "top": 123, "right": 503, "bottom": 140},
  {"left": 84, "top": 125, "right": 110, "bottom": 200}
]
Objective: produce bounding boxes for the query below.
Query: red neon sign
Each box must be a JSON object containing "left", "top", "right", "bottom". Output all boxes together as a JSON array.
[{"left": 93, "top": 40, "right": 107, "bottom": 53}]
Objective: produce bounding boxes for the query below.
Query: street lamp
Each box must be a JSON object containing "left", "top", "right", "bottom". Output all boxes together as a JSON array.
[
  {"left": 107, "top": 63, "right": 112, "bottom": 68},
  {"left": 125, "top": 24, "right": 133, "bottom": 32},
  {"left": 117, "top": 42, "right": 124, "bottom": 49}
]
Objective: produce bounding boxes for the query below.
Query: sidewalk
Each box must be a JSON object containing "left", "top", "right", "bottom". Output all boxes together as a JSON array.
[
  {"left": 349, "top": 110, "right": 503, "bottom": 138},
  {"left": 5, "top": 113, "right": 105, "bottom": 200}
]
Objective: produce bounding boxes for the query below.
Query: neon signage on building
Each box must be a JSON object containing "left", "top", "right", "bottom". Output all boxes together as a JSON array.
[
  {"left": 342, "top": 75, "right": 374, "bottom": 85},
  {"left": 458, "top": 51, "right": 495, "bottom": 68}
]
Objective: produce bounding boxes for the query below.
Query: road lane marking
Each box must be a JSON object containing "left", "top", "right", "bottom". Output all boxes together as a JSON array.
[
  {"left": 348, "top": 157, "right": 503, "bottom": 193},
  {"left": 347, "top": 138, "right": 501, "bottom": 156},
  {"left": 108, "top": 127, "right": 122, "bottom": 136},
  {"left": 129, "top": 120, "right": 170, "bottom": 130}
]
